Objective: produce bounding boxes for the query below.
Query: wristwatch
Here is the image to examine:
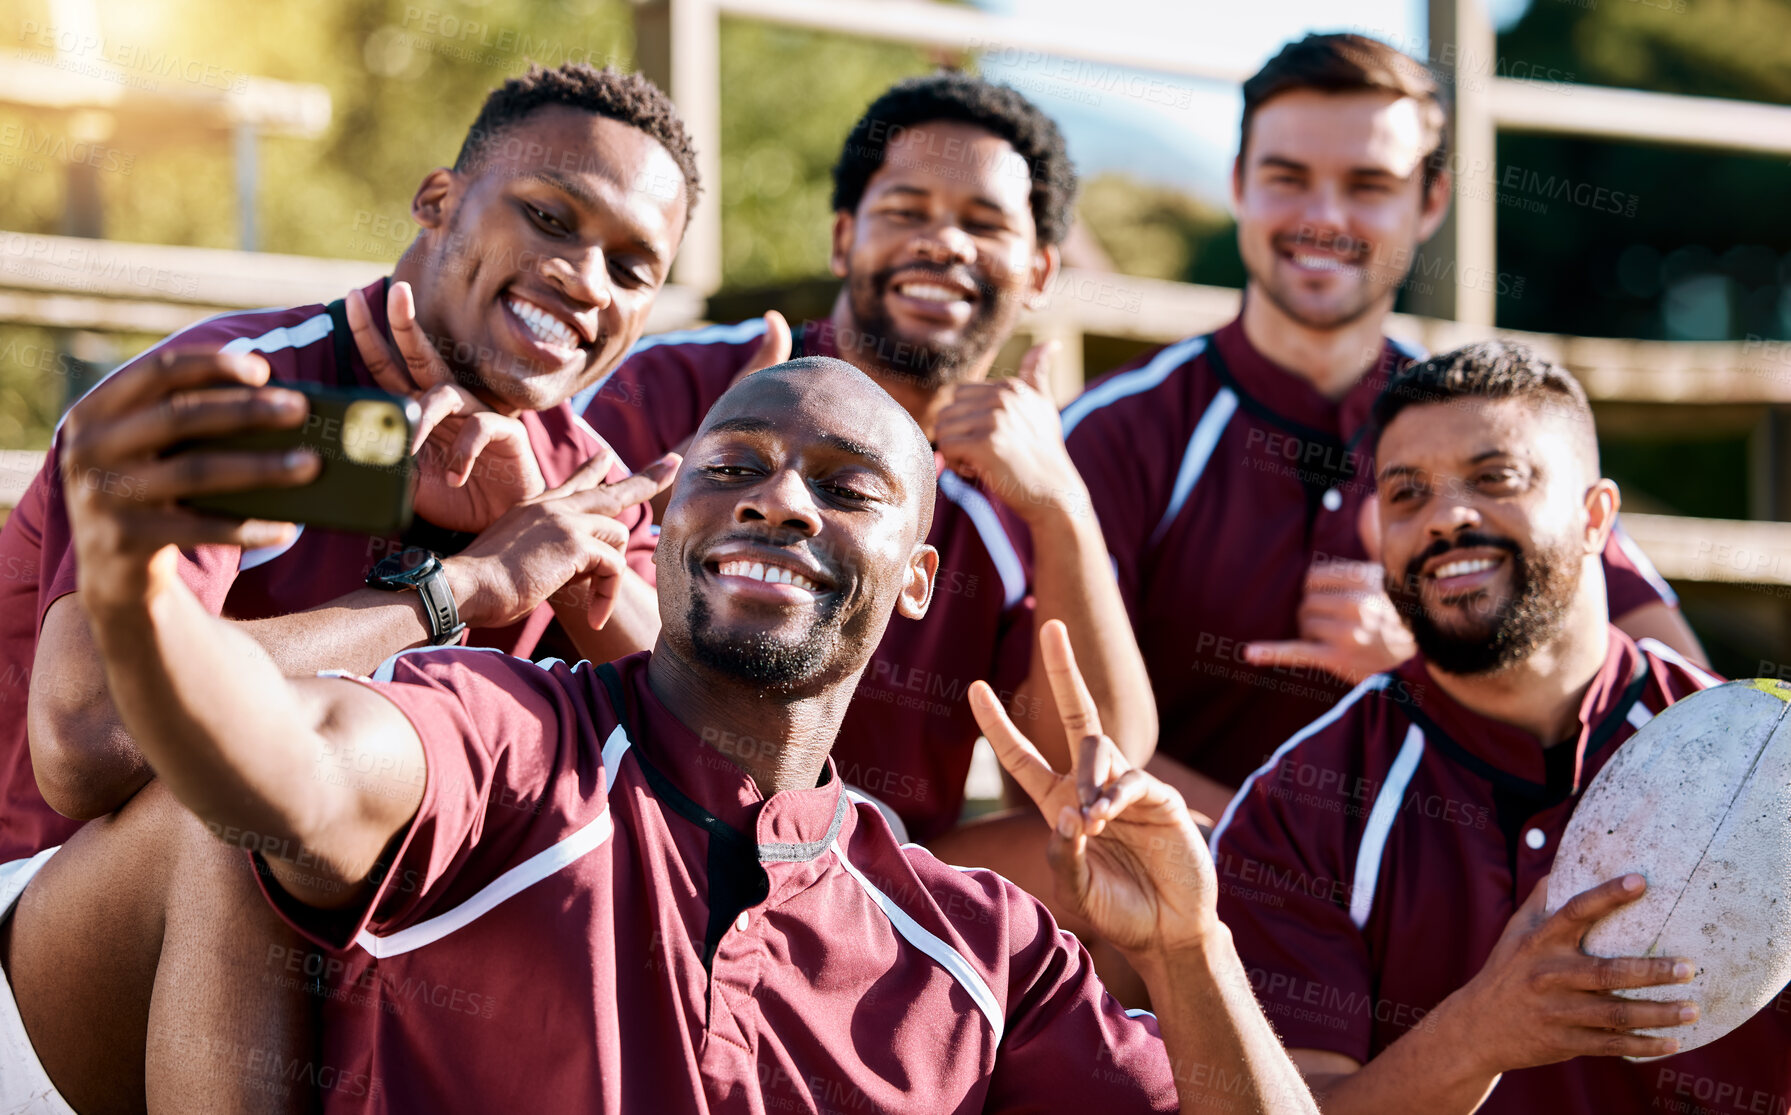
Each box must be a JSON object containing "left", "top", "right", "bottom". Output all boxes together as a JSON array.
[{"left": 367, "top": 549, "right": 467, "bottom": 647}]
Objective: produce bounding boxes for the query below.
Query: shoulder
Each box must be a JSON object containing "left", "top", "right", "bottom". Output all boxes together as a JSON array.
[
  {"left": 1211, "top": 673, "right": 1412, "bottom": 852},
  {"left": 1060, "top": 333, "right": 1215, "bottom": 439},
  {"left": 369, "top": 645, "right": 586, "bottom": 710},
  {"left": 1636, "top": 636, "right": 1725, "bottom": 700},
  {"left": 574, "top": 318, "right": 767, "bottom": 408}
]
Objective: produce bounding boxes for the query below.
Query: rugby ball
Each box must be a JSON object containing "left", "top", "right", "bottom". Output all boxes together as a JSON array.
[{"left": 1548, "top": 678, "right": 1791, "bottom": 1059}]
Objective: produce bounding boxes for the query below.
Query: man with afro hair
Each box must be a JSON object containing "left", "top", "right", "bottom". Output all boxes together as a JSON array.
[{"left": 581, "top": 71, "right": 1157, "bottom": 849}]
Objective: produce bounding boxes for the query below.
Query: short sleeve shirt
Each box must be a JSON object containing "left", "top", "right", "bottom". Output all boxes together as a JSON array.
[
  {"left": 0, "top": 279, "right": 653, "bottom": 861},
  {"left": 1062, "top": 315, "right": 1680, "bottom": 788},
  {"left": 581, "top": 320, "right": 1037, "bottom": 840},
  {"left": 264, "top": 649, "right": 1177, "bottom": 1113},
  {"left": 1212, "top": 632, "right": 1791, "bottom": 1113}
]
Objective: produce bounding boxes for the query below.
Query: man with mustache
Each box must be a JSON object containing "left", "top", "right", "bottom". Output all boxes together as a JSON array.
[
  {"left": 580, "top": 73, "right": 1155, "bottom": 843},
  {"left": 1054, "top": 33, "right": 1701, "bottom": 824},
  {"left": 1209, "top": 341, "right": 1791, "bottom": 1114},
  {"left": 11, "top": 352, "right": 1319, "bottom": 1114},
  {"left": 0, "top": 63, "right": 695, "bottom": 1110}
]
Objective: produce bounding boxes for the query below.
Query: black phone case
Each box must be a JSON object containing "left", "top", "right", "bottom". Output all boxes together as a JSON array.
[{"left": 182, "top": 382, "right": 419, "bottom": 536}]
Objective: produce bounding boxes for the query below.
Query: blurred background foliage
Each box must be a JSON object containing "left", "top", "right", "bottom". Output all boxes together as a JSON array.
[{"left": 0, "top": 0, "right": 1786, "bottom": 443}]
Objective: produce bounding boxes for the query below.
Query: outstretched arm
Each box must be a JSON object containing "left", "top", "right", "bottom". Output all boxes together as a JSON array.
[
  {"left": 939, "top": 344, "right": 1157, "bottom": 772},
  {"left": 972, "top": 620, "right": 1314, "bottom": 1115}
]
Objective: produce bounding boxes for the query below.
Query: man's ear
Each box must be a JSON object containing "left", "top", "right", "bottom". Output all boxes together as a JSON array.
[
  {"left": 895, "top": 543, "right": 940, "bottom": 621},
  {"left": 1024, "top": 243, "right": 1060, "bottom": 311},
  {"left": 1416, "top": 165, "right": 1452, "bottom": 245},
  {"left": 829, "top": 211, "right": 855, "bottom": 279},
  {"left": 1229, "top": 154, "right": 1246, "bottom": 214},
  {"left": 1582, "top": 477, "right": 1620, "bottom": 555},
  {"left": 412, "top": 168, "right": 461, "bottom": 232}
]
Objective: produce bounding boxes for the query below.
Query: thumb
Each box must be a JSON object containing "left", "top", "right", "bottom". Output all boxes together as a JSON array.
[
  {"left": 1017, "top": 339, "right": 1059, "bottom": 395},
  {"left": 737, "top": 311, "right": 793, "bottom": 382}
]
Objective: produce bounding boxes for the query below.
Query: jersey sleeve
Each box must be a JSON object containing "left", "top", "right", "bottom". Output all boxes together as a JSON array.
[
  {"left": 1212, "top": 738, "right": 1378, "bottom": 1064},
  {"left": 580, "top": 327, "right": 762, "bottom": 471},
  {"left": 1061, "top": 352, "right": 1183, "bottom": 617},
  {"left": 258, "top": 648, "right": 591, "bottom": 949},
  {"left": 982, "top": 872, "right": 1178, "bottom": 1112},
  {"left": 1602, "top": 516, "right": 1678, "bottom": 617}
]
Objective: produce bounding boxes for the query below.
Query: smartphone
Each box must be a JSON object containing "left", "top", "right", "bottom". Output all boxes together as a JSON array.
[{"left": 182, "top": 382, "right": 419, "bottom": 536}]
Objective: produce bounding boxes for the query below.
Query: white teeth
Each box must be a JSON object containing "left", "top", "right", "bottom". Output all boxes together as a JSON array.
[
  {"left": 716, "top": 560, "right": 819, "bottom": 592},
  {"left": 898, "top": 282, "right": 967, "bottom": 303},
  {"left": 506, "top": 297, "right": 578, "bottom": 350},
  {"left": 1292, "top": 253, "right": 1353, "bottom": 273},
  {"left": 1433, "top": 558, "right": 1498, "bottom": 580}
]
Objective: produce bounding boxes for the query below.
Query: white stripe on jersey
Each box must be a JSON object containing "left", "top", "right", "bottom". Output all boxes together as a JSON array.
[
  {"left": 219, "top": 311, "right": 333, "bottom": 358},
  {"left": 355, "top": 808, "right": 617, "bottom": 959},
  {"left": 1150, "top": 386, "right": 1238, "bottom": 546},
  {"left": 1210, "top": 674, "right": 1394, "bottom": 854},
  {"left": 1613, "top": 519, "right": 1680, "bottom": 607},
  {"left": 1348, "top": 723, "right": 1426, "bottom": 929},
  {"left": 1637, "top": 637, "right": 1721, "bottom": 689},
  {"left": 831, "top": 840, "right": 1005, "bottom": 1041},
  {"left": 1060, "top": 334, "right": 1207, "bottom": 438},
  {"left": 1627, "top": 701, "right": 1656, "bottom": 730},
  {"left": 569, "top": 317, "right": 770, "bottom": 416},
  {"left": 937, "top": 468, "right": 1027, "bottom": 610}
]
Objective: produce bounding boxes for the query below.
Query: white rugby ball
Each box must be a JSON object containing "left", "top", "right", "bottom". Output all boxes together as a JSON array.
[{"left": 1548, "top": 678, "right": 1791, "bottom": 1059}]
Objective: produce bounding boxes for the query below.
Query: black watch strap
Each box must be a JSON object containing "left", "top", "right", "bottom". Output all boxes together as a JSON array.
[{"left": 367, "top": 550, "right": 467, "bottom": 646}]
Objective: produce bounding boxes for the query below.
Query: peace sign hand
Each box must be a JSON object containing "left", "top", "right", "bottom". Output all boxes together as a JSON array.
[{"left": 969, "top": 619, "right": 1218, "bottom": 955}]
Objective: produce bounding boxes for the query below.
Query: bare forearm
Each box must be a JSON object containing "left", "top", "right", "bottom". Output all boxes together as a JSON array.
[
  {"left": 1134, "top": 927, "right": 1319, "bottom": 1115},
  {"left": 239, "top": 588, "right": 441, "bottom": 677},
  {"left": 1299, "top": 998, "right": 1499, "bottom": 1115},
  {"left": 86, "top": 581, "right": 353, "bottom": 858},
  {"left": 551, "top": 567, "right": 661, "bottom": 665},
  {"left": 1021, "top": 500, "right": 1157, "bottom": 767}
]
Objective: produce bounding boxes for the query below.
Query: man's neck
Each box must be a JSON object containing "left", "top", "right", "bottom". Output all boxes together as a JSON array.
[
  {"left": 827, "top": 293, "right": 991, "bottom": 440},
  {"left": 1424, "top": 590, "right": 1613, "bottom": 746},
  {"left": 645, "top": 644, "right": 858, "bottom": 798},
  {"left": 1238, "top": 285, "right": 1393, "bottom": 401}
]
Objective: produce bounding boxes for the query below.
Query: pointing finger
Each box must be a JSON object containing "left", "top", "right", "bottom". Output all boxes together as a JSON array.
[
  {"left": 347, "top": 287, "right": 417, "bottom": 396},
  {"left": 969, "top": 680, "right": 1057, "bottom": 811},
  {"left": 1016, "top": 339, "right": 1059, "bottom": 395},
  {"left": 388, "top": 280, "right": 453, "bottom": 391},
  {"left": 1040, "top": 619, "right": 1104, "bottom": 750}
]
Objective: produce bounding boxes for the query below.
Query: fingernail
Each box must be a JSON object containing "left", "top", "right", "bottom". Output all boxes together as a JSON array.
[
  {"left": 1057, "top": 810, "right": 1077, "bottom": 838},
  {"left": 283, "top": 449, "right": 313, "bottom": 470},
  {"left": 1622, "top": 874, "right": 1645, "bottom": 892},
  {"left": 1674, "top": 962, "right": 1693, "bottom": 980},
  {"left": 1679, "top": 1004, "right": 1698, "bottom": 1022}
]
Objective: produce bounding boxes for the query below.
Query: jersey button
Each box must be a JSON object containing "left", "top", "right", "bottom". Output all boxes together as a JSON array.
[
  {"left": 735, "top": 910, "right": 751, "bottom": 932},
  {"left": 1524, "top": 827, "right": 1547, "bottom": 850},
  {"left": 1322, "top": 487, "right": 1343, "bottom": 512}
]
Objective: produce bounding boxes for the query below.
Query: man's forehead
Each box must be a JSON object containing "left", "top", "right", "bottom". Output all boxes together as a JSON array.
[
  {"left": 478, "top": 109, "right": 686, "bottom": 224},
  {"left": 873, "top": 121, "right": 1031, "bottom": 211},
  {"left": 704, "top": 372, "right": 904, "bottom": 450},
  {"left": 1249, "top": 89, "right": 1430, "bottom": 178},
  {"left": 1379, "top": 397, "right": 1555, "bottom": 473}
]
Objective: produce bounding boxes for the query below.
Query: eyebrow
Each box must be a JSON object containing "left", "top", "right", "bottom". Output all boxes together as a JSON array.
[
  {"left": 704, "top": 416, "right": 903, "bottom": 486},
  {"left": 521, "top": 170, "right": 668, "bottom": 265},
  {"left": 1377, "top": 450, "right": 1514, "bottom": 483},
  {"left": 1256, "top": 155, "right": 1406, "bottom": 181},
  {"left": 879, "top": 182, "right": 1011, "bottom": 216}
]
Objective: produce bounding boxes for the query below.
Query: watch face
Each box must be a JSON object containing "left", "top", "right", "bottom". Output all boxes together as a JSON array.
[{"left": 375, "top": 549, "right": 440, "bottom": 585}]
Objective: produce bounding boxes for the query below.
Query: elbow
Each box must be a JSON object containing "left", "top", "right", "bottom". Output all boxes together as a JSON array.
[{"left": 26, "top": 697, "right": 145, "bottom": 821}]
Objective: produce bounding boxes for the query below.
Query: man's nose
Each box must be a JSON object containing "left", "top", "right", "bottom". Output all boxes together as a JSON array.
[{"left": 736, "top": 468, "right": 821, "bottom": 535}]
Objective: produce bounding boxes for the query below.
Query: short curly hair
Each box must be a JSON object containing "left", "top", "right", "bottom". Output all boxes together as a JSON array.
[
  {"left": 831, "top": 72, "right": 1077, "bottom": 246},
  {"left": 454, "top": 64, "right": 701, "bottom": 223}
]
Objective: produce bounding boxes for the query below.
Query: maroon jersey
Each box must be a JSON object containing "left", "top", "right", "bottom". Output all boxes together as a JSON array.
[
  {"left": 0, "top": 279, "right": 654, "bottom": 861},
  {"left": 263, "top": 649, "right": 1177, "bottom": 1112},
  {"left": 1210, "top": 632, "right": 1791, "bottom": 1113},
  {"left": 1062, "top": 316, "right": 1678, "bottom": 787},
  {"left": 581, "top": 320, "right": 1036, "bottom": 841}
]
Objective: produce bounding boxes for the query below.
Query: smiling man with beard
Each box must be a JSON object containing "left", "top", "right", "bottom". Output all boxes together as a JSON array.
[
  {"left": 1206, "top": 342, "right": 1791, "bottom": 1115},
  {"left": 14, "top": 353, "right": 1320, "bottom": 1114},
  {"left": 581, "top": 73, "right": 1155, "bottom": 846},
  {"left": 1056, "top": 33, "right": 1702, "bottom": 826}
]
